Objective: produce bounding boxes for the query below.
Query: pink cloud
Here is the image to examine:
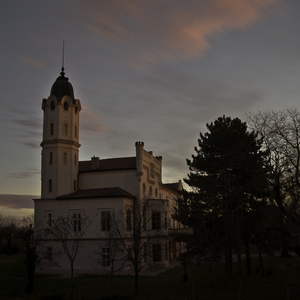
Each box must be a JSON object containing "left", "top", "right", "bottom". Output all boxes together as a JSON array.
[
  {"left": 0, "top": 194, "right": 36, "bottom": 209},
  {"left": 71, "top": 0, "right": 279, "bottom": 65}
]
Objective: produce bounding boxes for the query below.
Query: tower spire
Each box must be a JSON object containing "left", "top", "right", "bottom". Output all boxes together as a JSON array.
[{"left": 61, "top": 41, "right": 65, "bottom": 76}]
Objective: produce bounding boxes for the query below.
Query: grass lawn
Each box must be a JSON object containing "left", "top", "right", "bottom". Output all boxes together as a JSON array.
[{"left": 1, "top": 253, "right": 300, "bottom": 300}]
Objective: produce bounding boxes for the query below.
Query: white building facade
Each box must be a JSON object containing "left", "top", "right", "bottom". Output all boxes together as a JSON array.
[{"left": 34, "top": 68, "right": 183, "bottom": 274}]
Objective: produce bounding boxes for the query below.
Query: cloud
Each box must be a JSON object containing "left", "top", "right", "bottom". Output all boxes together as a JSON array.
[
  {"left": 14, "top": 119, "right": 41, "bottom": 129},
  {"left": 70, "top": 0, "right": 279, "bottom": 65},
  {"left": 0, "top": 194, "right": 36, "bottom": 209},
  {"left": 80, "top": 105, "right": 108, "bottom": 138},
  {"left": 23, "top": 141, "right": 41, "bottom": 149},
  {"left": 6, "top": 168, "right": 40, "bottom": 179},
  {"left": 21, "top": 56, "right": 45, "bottom": 69}
]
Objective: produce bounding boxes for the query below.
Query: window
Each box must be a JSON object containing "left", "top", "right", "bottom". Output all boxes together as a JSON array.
[
  {"left": 144, "top": 244, "right": 147, "bottom": 263},
  {"left": 155, "top": 188, "right": 158, "bottom": 197},
  {"left": 126, "top": 209, "right": 132, "bottom": 231},
  {"left": 73, "top": 213, "right": 81, "bottom": 232},
  {"left": 142, "top": 183, "right": 146, "bottom": 194},
  {"left": 64, "top": 123, "right": 68, "bottom": 135},
  {"left": 153, "top": 244, "right": 161, "bottom": 262},
  {"left": 47, "top": 212, "right": 52, "bottom": 227},
  {"left": 143, "top": 205, "right": 147, "bottom": 231},
  {"left": 47, "top": 247, "right": 53, "bottom": 261},
  {"left": 74, "top": 126, "right": 77, "bottom": 138},
  {"left": 74, "top": 154, "right": 77, "bottom": 166},
  {"left": 49, "top": 179, "right": 52, "bottom": 193},
  {"left": 164, "top": 212, "right": 168, "bottom": 230},
  {"left": 63, "top": 152, "right": 67, "bottom": 164},
  {"left": 49, "top": 152, "right": 53, "bottom": 165},
  {"left": 128, "top": 248, "right": 133, "bottom": 260},
  {"left": 165, "top": 243, "right": 168, "bottom": 261},
  {"left": 152, "top": 212, "right": 161, "bottom": 230},
  {"left": 101, "top": 211, "right": 111, "bottom": 231},
  {"left": 149, "top": 186, "right": 152, "bottom": 196},
  {"left": 102, "top": 248, "right": 111, "bottom": 267},
  {"left": 50, "top": 123, "right": 54, "bottom": 135},
  {"left": 74, "top": 180, "right": 77, "bottom": 191}
]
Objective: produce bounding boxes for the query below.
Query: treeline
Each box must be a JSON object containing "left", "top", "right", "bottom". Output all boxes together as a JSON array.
[
  {"left": 174, "top": 108, "right": 300, "bottom": 283},
  {"left": 0, "top": 214, "right": 33, "bottom": 255}
]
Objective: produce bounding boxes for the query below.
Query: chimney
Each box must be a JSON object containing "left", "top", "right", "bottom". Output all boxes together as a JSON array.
[{"left": 91, "top": 156, "right": 100, "bottom": 170}]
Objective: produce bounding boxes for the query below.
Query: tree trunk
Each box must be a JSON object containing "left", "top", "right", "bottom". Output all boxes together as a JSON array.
[
  {"left": 244, "top": 239, "right": 252, "bottom": 275},
  {"left": 235, "top": 209, "right": 242, "bottom": 278},
  {"left": 257, "top": 242, "right": 265, "bottom": 276},
  {"left": 134, "top": 267, "right": 139, "bottom": 295},
  {"left": 26, "top": 269, "right": 35, "bottom": 293},
  {"left": 70, "top": 263, "right": 74, "bottom": 299}
]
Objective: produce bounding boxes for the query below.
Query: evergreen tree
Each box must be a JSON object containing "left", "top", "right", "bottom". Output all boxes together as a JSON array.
[{"left": 178, "top": 116, "right": 268, "bottom": 280}]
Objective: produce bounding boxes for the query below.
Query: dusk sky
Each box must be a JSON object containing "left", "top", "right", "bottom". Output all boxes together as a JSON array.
[{"left": 1, "top": 0, "right": 300, "bottom": 217}]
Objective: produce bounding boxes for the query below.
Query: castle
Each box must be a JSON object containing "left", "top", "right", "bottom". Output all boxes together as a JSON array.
[{"left": 34, "top": 67, "right": 183, "bottom": 274}]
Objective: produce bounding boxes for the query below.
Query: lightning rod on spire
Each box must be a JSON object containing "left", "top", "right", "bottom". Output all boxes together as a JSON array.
[{"left": 62, "top": 41, "right": 65, "bottom": 69}]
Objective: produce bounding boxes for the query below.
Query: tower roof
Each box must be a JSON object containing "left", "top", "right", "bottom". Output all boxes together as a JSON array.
[{"left": 50, "top": 67, "right": 75, "bottom": 102}]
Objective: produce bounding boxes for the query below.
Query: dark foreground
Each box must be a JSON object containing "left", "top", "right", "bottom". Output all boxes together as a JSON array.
[{"left": 1, "top": 254, "right": 300, "bottom": 300}]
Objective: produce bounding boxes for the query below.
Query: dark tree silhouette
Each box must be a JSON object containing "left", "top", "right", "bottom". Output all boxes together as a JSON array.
[
  {"left": 177, "top": 116, "right": 267, "bottom": 280},
  {"left": 49, "top": 215, "right": 92, "bottom": 298},
  {"left": 248, "top": 108, "right": 300, "bottom": 257}
]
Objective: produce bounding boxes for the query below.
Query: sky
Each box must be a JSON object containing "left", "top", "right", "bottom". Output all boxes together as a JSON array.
[{"left": 1, "top": 0, "right": 300, "bottom": 218}]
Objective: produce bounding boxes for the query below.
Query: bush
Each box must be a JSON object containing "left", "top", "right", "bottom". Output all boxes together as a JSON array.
[
  {"left": 39, "top": 295, "right": 64, "bottom": 300},
  {"left": 101, "top": 295, "right": 131, "bottom": 300}
]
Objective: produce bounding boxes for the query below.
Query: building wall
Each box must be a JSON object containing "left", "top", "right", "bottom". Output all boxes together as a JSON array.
[{"left": 79, "top": 170, "right": 139, "bottom": 198}]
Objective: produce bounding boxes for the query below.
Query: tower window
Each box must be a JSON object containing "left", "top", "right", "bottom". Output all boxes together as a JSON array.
[
  {"left": 50, "top": 123, "right": 54, "bottom": 135},
  {"left": 63, "top": 152, "right": 67, "bottom": 164},
  {"left": 74, "top": 126, "right": 77, "bottom": 138},
  {"left": 64, "top": 123, "right": 68, "bottom": 135},
  {"left": 49, "top": 152, "right": 53, "bottom": 165},
  {"left": 49, "top": 179, "right": 52, "bottom": 193}
]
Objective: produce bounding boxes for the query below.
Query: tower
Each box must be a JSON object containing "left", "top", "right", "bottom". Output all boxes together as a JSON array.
[{"left": 41, "top": 67, "right": 81, "bottom": 199}]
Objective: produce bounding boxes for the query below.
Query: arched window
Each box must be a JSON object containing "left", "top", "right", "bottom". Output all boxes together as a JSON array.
[
  {"left": 126, "top": 209, "right": 132, "bottom": 231},
  {"left": 149, "top": 186, "right": 152, "bottom": 196}
]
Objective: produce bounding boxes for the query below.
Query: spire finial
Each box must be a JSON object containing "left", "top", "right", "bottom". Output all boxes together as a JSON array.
[{"left": 61, "top": 41, "right": 65, "bottom": 77}]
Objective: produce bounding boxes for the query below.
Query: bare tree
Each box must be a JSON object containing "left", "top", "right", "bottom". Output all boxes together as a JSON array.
[
  {"left": 248, "top": 108, "right": 300, "bottom": 256},
  {"left": 23, "top": 220, "right": 54, "bottom": 293},
  {"left": 113, "top": 198, "right": 168, "bottom": 295},
  {"left": 48, "top": 215, "right": 92, "bottom": 298},
  {"left": 0, "top": 215, "right": 21, "bottom": 255},
  {"left": 93, "top": 221, "right": 125, "bottom": 285}
]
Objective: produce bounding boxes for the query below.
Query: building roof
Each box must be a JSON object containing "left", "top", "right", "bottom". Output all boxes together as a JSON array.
[
  {"left": 56, "top": 187, "right": 136, "bottom": 200},
  {"left": 161, "top": 183, "right": 180, "bottom": 193},
  {"left": 79, "top": 156, "right": 136, "bottom": 173},
  {"left": 50, "top": 68, "right": 75, "bottom": 103}
]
